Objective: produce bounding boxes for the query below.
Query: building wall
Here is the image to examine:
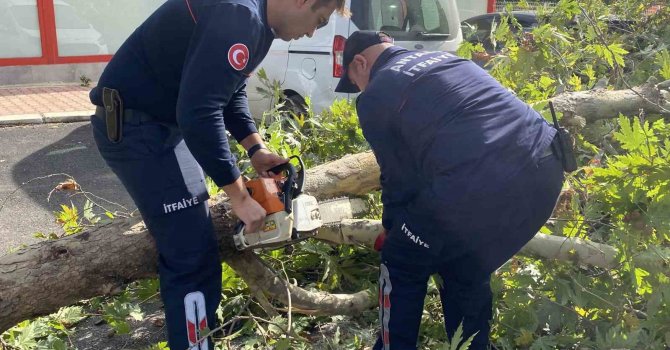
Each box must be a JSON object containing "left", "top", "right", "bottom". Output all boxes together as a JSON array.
[
  {"left": 0, "top": 0, "right": 165, "bottom": 86},
  {"left": 0, "top": 62, "right": 106, "bottom": 85}
]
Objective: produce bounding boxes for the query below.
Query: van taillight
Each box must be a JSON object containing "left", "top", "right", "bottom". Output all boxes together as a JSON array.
[
  {"left": 487, "top": 0, "right": 496, "bottom": 13},
  {"left": 333, "top": 35, "right": 345, "bottom": 78}
]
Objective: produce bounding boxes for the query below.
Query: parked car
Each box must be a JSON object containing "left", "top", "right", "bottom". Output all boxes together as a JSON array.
[
  {"left": 246, "top": 0, "right": 463, "bottom": 118},
  {"left": 461, "top": 10, "right": 638, "bottom": 66},
  {"left": 460, "top": 11, "right": 537, "bottom": 62}
]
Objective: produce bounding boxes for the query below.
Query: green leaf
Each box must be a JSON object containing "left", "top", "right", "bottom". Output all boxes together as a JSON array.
[
  {"left": 275, "top": 338, "right": 291, "bottom": 350},
  {"left": 656, "top": 49, "right": 670, "bottom": 80},
  {"left": 450, "top": 322, "right": 464, "bottom": 350},
  {"left": 568, "top": 74, "right": 582, "bottom": 91},
  {"left": 141, "top": 342, "right": 169, "bottom": 350},
  {"left": 459, "top": 332, "right": 477, "bottom": 350},
  {"left": 614, "top": 115, "right": 648, "bottom": 152},
  {"left": 530, "top": 336, "right": 559, "bottom": 350},
  {"left": 83, "top": 199, "right": 97, "bottom": 224},
  {"left": 456, "top": 41, "right": 486, "bottom": 60},
  {"left": 608, "top": 44, "right": 629, "bottom": 68},
  {"left": 53, "top": 306, "right": 85, "bottom": 328},
  {"left": 635, "top": 268, "right": 653, "bottom": 295},
  {"left": 108, "top": 319, "right": 131, "bottom": 334}
]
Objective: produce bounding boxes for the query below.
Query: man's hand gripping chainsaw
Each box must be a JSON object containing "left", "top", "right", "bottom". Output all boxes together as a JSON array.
[{"left": 232, "top": 156, "right": 361, "bottom": 251}]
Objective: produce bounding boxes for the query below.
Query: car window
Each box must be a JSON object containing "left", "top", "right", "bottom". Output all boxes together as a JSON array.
[
  {"left": 462, "top": 17, "right": 494, "bottom": 44},
  {"left": 351, "top": 0, "right": 450, "bottom": 41}
]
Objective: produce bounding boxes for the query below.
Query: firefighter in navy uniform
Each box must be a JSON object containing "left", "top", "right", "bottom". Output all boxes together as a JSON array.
[
  {"left": 335, "top": 31, "right": 567, "bottom": 350},
  {"left": 89, "top": 0, "right": 347, "bottom": 348}
]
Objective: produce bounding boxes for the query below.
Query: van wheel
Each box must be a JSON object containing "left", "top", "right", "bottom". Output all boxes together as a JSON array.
[{"left": 280, "top": 94, "right": 308, "bottom": 120}]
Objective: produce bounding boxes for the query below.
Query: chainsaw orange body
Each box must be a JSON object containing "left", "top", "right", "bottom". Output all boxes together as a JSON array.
[
  {"left": 233, "top": 157, "right": 322, "bottom": 251},
  {"left": 246, "top": 178, "right": 285, "bottom": 215}
]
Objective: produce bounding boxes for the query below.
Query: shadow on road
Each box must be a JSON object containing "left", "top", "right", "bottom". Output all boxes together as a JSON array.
[{"left": 11, "top": 123, "right": 135, "bottom": 222}]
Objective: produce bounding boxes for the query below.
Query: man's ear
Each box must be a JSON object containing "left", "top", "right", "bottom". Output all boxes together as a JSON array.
[
  {"left": 352, "top": 54, "right": 368, "bottom": 72},
  {"left": 296, "top": 0, "right": 311, "bottom": 9}
]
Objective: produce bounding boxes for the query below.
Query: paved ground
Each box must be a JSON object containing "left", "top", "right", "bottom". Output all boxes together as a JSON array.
[
  {"left": 0, "top": 121, "right": 135, "bottom": 254},
  {"left": 0, "top": 84, "right": 93, "bottom": 116},
  {"left": 0, "top": 83, "right": 165, "bottom": 348},
  {"left": 0, "top": 83, "right": 137, "bottom": 254}
]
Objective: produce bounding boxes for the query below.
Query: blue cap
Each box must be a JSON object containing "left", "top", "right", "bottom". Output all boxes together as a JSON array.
[{"left": 335, "top": 31, "right": 394, "bottom": 93}]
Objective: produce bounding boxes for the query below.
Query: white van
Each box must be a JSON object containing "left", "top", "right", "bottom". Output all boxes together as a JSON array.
[
  {"left": 456, "top": 0, "right": 496, "bottom": 22},
  {"left": 246, "top": 0, "right": 463, "bottom": 117}
]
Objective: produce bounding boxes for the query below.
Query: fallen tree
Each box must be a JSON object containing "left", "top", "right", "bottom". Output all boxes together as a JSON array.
[
  {"left": 551, "top": 78, "right": 670, "bottom": 123},
  {"left": 2, "top": 82, "right": 670, "bottom": 333},
  {"left": 2, "top": 150, "right": 669, "bottom": 333},
  {"left": 0, "top": 152, "right": 380, "bottom": 333}
]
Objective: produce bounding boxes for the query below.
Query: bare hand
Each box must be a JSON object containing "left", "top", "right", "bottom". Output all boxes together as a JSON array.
[
  {"left": 230, "top": 194, "right": 266, "bottom": 233},
  {"left": 251, "top": 149, "right": 289, "bottom": 178}
]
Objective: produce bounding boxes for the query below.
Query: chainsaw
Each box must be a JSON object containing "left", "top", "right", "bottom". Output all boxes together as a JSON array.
[{"left": 232, "top": 156, "right": 364, "bottom": 251}]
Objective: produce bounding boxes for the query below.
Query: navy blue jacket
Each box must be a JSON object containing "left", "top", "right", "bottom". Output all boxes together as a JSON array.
[
  {"left": 90, "top": 0, "right": 275, "bottom": 186},
  {"left": 356, "top": 47, "right": 556, "bottom": 239}
]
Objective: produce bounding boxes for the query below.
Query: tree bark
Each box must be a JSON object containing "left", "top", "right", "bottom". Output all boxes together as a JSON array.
[
  {"left": 316, "top": 220, "right": 670, "bottom": 272},
  {"left": 551, "top": 78, "right": 670, "bottom": 122}
]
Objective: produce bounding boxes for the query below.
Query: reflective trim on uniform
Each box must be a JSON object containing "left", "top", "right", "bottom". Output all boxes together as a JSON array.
[
  {"left": 184, "top": 291, "right": 209, "bottom": 350},
  {"left": 379, "top": 263, "right": 392, "bottom": 350}
]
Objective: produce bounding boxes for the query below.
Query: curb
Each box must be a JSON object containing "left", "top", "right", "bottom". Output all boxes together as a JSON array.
[{"left": 0, "top": 110, "right": 94, "bottom": 126}]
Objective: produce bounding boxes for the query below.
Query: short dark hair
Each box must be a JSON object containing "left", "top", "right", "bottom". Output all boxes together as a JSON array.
[{"left": 313, "top": 0, "right": 350, "bottom": 17}]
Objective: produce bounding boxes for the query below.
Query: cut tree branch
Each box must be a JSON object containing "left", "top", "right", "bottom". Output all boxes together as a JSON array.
[
  {"left": 551, "top": 78, "right": 670, "bottom": 122},
  {"left": 316, "top": 220, "right": 670, "bottom": 271}
]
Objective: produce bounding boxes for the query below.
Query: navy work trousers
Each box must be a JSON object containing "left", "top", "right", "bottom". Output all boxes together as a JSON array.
[
  {"left": 373, "top": 148, "right": 564, "bottom": 350},
  {"left": 91, "top": 113, "right": 219, "bottom": 350}
]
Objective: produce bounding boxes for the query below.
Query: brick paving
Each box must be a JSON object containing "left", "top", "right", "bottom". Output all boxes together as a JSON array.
[{"left": 0, "top": 84, "right": 95, "bottom": 117}]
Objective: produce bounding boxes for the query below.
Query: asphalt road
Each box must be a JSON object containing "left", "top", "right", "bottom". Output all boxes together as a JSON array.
[{"left": 0, "top": 121, "right": 135, "bottom": 255}]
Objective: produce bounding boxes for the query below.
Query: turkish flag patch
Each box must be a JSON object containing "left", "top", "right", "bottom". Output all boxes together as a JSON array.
[{"left": 228, "top": 43, "right": 250, "bottom": 71}]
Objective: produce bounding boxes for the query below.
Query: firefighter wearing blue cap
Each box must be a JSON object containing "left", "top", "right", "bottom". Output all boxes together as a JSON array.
[
  {"left": 335, "top": 31, "right": 566, "bottom": 349},
  {"left": 89, "top": 0, "right": 348, "bottom": 348}
]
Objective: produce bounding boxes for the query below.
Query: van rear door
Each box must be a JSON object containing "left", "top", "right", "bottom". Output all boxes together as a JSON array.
[
  {"left": 349, "top": 0, "right": 461, "bottom": 52},
  {"left": 247, "top": 40, "right": 290, "bottom": 118}
]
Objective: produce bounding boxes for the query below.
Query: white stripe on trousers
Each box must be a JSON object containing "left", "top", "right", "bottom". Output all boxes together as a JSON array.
[{"left": 379, "top": 263, "right": 392, "bottom": 350}]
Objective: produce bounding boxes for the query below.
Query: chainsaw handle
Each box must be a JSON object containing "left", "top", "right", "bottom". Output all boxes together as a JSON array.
[
  {"left": 268, "top": 156, "right": 305, "bottom": 193},
  {"left": 235, "top": 221, "right": 245, "bottom": 236},
  {"left": 267, "top": 156, "right": 305, "bottom": 214},
  {"left": 293, "top": 156, "right": 305, "bottom": 194},
  {"left": 268, "top": 162, "right": 293, "bottom": 178},
  {"left": 267, "top": 161, "right": 296, "bottom": 213}
]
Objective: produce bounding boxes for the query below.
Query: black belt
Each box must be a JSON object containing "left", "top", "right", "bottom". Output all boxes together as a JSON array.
[
  {"left": 96, "top": 87, "right": 158, "bottom": 143},
  {"left": 94, "top": 106, "right": 155, "bottom": 124}
]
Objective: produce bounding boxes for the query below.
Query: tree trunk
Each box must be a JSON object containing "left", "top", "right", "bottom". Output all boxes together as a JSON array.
[
  {"left": 551, "top": 78, "right": 670, "bottom": 122},
  {"left": 316, "top": 220, "right": 670, "bottom": 272}
]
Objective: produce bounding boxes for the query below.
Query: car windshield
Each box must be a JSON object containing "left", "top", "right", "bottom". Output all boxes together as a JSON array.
[{"left": 351, "top": 0, "right": 451, "bottom": 40}]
